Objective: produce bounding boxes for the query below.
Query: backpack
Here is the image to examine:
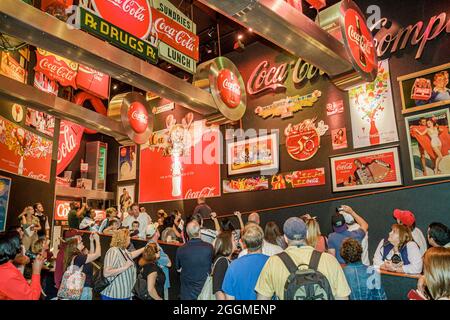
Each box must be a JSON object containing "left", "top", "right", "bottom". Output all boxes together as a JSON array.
[
  {"left": 132, "top": 268, "right": 151, "bottom": 300},
  {"left": 197, "top": 257, "right": 230, "bottom": 300},
  {"left": 277, "top": 250, "right": 334, "bottom": 300},
  {"left": 57, "top": 257, "right": 86, "bottom": 300}
]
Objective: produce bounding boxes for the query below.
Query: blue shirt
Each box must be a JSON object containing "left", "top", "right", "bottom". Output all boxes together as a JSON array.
[
  {"left": 149, "top": 240, "right": 170, "bottom": 289},
  {"left": 175, "top": 238, "right": 213, "bottom": 300},
  {"left": 328, "top": 229, "right": 366, "bottom": 264},
  {"left": 222, "top": 253, "right": 269, "bottom": 300},
  {"left": 343, "top": 262, "right": 387, "bottom": 300}
]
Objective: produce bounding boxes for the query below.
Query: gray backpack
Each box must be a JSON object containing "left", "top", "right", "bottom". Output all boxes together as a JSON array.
[{"left": 277, "top": 251, "right": 334, "bottom": 300}]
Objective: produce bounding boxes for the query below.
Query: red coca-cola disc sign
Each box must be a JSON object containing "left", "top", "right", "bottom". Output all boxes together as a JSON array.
[
  {"left": 341, "top": 0, "right": 377, "bottom": 81},
  {"left": 217, "top": 69, "right": 241, "bottom": 109},
  {"left": 128, "top": 102, "right": 148, "bottom": 134},
  {"left": 91, "top": 0, "right": 152, "bottom": 39}
]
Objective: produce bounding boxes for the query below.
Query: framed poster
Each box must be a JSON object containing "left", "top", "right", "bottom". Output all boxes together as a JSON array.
[
  {"left": 117, "top": 184, "right": 135, "bottom": 218},
  {"left": 227, "top": 132, "right": 279, "bottom": 175},
  {"left": 271, "top": 168, "right": 326, "bottom": 190},
  {"left": 0, "top": 115, "right": 53, "bottom": 182},
  {"left": 398, "top": 63, "right": 450, "bottom": 114},
  {"left": 140, "top": 116, "right": 220, "bottom": 203},
  {"left": 222, "top": 176, "right": 269, "bottom": 194},
  {"left": 331, "top": 128, "right": 348, "bottom": 150},
  {"left": 330, "top": 147, "right": 402, "bottom": 192},
  {"left": 25, "top": 107, "right": 55, "bottom": 137},
  {"left": 0, "top": 176, "right": 12, "bottom": 231},
  {"left": 349, "top": 60, "right": 399, "bottom": 148},
  {"left": 405, "top": 108, "right": 450, "bottom": 181},
  {"left": 118, "top": 145, "right": 137, "bottom": 181}
]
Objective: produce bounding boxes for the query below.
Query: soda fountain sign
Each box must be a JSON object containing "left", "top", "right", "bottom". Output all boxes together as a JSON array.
[
  {"left": 217, "top": 69, "right": 241, "bottom": 108},
  {"left": 128, "top": 102, "right": 149, "bottom": 134}
]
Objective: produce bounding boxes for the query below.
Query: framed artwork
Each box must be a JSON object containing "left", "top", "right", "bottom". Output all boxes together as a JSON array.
[
  {"left": 0, "top": 176, "right": 12, "bottom": 231},
  {"left": 25, "top": 107, "right": 55, "bottom": 137},
  {"left": 227, "top": 132, "right": 279, "bottom": 175},
  {"left": 271, "top": 168, "right": 326, "bottom": 190},
  {"left": 118, "top": 145, "right": 137, "bottom": 181},
  {"left": 331, "top": 128, "right": 348, "bottom": 150},
  {"left": 349, "top": 59, "right": 399, "bottom": 148},
  {"left": 330, "top": 147, "right": 402, "bottom": 192},
  {"left": 398, "top": 63, "right": 450, "bottom": 114},
  {"left": 117, "top": 184, "right": 135, "bottom": 218},
  {"left": 222, "top": 176, "right": 269, "bottom": 194},
  {"left": 405, "top": 108, "right": 450, "bottom": 180}
]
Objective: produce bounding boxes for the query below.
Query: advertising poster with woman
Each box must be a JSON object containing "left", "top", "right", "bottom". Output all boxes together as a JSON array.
[
  {"left": 0, "top": 176, "right": 11, "bottom": 231},
  {"left": 118, "top": 145, "right": 136, "bottom": 181},
  {"left": 348, "top": 60, "right": 399, "bottom": 148},
  {"left": 405, "top": 108, "right": 450, "bottom": 180}
]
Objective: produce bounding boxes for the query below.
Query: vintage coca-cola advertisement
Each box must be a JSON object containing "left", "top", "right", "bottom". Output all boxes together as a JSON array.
[
  {"left": 76, "top": 65, "right": 110, "bottom": 99},
  {"left": 152, "top": 8, "right": 199, "bottom": 60},
  {"left": 330, "top": 147, "right": 402, "bottom": 192},
  {"left": 0, "top": 52, "right": 26, "bottom": 83},
  {"left": 34, "top": 48, "right": 78, "bottom": 89},
  {"left": 271, "top": 168, "right": 326, "bottom": 190},
  {"left": 90, "top": 0, "right": 153, "bottom": 40},
  {"left": 25, "top": 108, "right": 55, "bottom": 137},
  {"left": 0, "top": 115, "right": 53, "bottom": 183},
  {"left": 34, "top": 71, "right": 59, "bottom": 96},
  {"left": 56, "top": 120, "right": 84, "bottom": 176},
  {"left": 217, "top": 69, "right": 241, "bottom": 109},
  {"left": 139, "top": 118, "right": 220, "bottom": 203},
  {"left": 223, "top": 176, "right": 269, "bottom": 194},
  {"left": 54, "top": 200, "right": 77, "bottom": 221}
]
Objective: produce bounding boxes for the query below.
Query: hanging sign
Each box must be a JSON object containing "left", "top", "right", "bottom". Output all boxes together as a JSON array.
[
  {"left": 254, "top": 90, "right": 322, "bottom": 119},
  {"left": 285, "top": 118, "right": 329, "bottom": 161},
  {"left": 152, "top": 0, "right": 196, "bottom": 33},
  {"left": 158, "top": 42, "right": 196, "bottom": 73},
  {"left": 340, "top": 0, "right": 378, "bottom": 82},
  {"left": 78, "top": 7, "right": 158, "bottom": 64},
  {"left": 34, "top": 48, "right": 78, "bottom": 89},
  {"left": 217, "top": 69, "right": 241, "bottom": 109}
]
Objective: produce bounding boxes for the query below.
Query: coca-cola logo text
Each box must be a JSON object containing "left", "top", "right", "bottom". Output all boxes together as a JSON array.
[
  {"left": 56, "top": 121, "right": 83, "bottom": 175},
  {"left": 247, "top": 58, "right": 324, "bottom": 95},
  {"left": 336, "top": 163, "right": 354, "bottom": 171},
  {"left": 347, "top": 25, "right": 371, "bottom": 55},
  {"left": 128, "top": 102, "right": 148, "bottom": 134},
  {"left": 39, "top": 58, "right": 77, "bottom": 81},
  {"left": 185, "top": 187, "right": 216, "bottom": 199},
  {"left": 92, "top": 0, "right": 152, "bottom": 39},
  {"left": 217, "top": 69, "right": 241, "bottom": 108}
]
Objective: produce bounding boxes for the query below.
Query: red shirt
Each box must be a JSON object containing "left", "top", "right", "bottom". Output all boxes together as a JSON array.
[{"left": 0, "top": 262, "right": 41, "bottom": 300}]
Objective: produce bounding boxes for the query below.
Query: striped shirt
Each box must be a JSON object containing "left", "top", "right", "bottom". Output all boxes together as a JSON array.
[{"left": 101, "top": 247, "right": 136, "bottom": 299}]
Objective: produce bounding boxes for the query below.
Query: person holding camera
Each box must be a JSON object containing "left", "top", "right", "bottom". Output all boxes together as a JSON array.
[
  {"left": 0, "top": 231, "right": 45, "bottom": 300},
  {"left": 373, "top": 224, "right": 423, "bottom": 274},
  {"left": 19, "top": 206, "right": 41, "bottom": 251}
]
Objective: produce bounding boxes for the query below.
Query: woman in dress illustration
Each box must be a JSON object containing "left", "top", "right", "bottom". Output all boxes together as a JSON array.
[{"left": 414, "top": 119, "right": 444, "bottom": 174}]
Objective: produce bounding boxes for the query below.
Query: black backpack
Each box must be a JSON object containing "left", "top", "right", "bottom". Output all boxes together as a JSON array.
[
  {"left": 277, "top": 250, "right": 334, "bottom": 300},
  {"left": 133, "top": 268, "right": 150, "bottom": 300}
]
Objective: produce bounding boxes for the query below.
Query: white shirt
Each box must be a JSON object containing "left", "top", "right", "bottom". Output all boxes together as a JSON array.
[
  {"left": 79, "top": 217, "right": 98, "bottom": 232},
  {"left": 348, "top": 223, "right": 370, "bottom": 266},
  {"left": 411, "top": 227, "right": 427, "bottom": 256},
  {"left": 238, "top": 240, "right": 283, "bottom": 258},
  {"left": 373, "top": 239, "right": 423, "bottom": 274},
  {"left": 122, "top": 212, "right": 152, "bottom": 239}
]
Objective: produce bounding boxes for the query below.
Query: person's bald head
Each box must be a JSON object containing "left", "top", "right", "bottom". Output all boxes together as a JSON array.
[
  {"left": 186, "top": 220, "right": 200, "bottom": 239},
  {"left": 248, "top": 212, "right": 260, "bottom": 225}
]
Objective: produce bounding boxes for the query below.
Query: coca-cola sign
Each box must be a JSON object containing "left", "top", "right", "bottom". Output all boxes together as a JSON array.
[
  {"left": 153, "top": 8, "right": 199, "bottom": 60},
  {"left": 56, "top": 120, "right": 84, "bottom": 175},
  {"left": 55, "top": 200, "right": 79, "bottom": 221},
  {"left": 76, "top": 65, "right": 110, "bottom": 99},
  {"left": 91, "top": 0, "right": 153, "bottom": 39},
  {"left": 285, "top": 118, "right": 329, "bottom": 161},
  {"left": 35, "top": 48, "right": 78, "bottom": 88},
  {"left": 246, "top": 58, "right": 324, "bottom": 95},
  {"left": 217, "top": 69, "right": 241, "bottom": 108},
  {"left": 128, "top": 102, "right": 149, "bottom": 133},
  {"left": 340, "top": 0, "right": 377, "bottom": 81},
  {"left": 185, "top": 187, "right": 216, "bottom": 199}
]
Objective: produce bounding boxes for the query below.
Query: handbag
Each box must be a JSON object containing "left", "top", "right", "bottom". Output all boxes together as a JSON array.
[
  {"left": 93, "top": 248, "right": 130, "bottom": 294},
  {"left": 57, "top": 257, "right": 86, "bottom": 300},
  {"left": 197, "top": 257, "right": 229, "bottom": 300}
]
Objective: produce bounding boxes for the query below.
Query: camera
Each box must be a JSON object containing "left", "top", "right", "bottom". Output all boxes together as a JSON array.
[{"left": 25, "top": 251, "right": 37, "bottom": 260}]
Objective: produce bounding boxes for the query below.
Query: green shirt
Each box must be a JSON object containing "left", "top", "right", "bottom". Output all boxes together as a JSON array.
[{"left": 67, "top": 209, "right": 80, "bottom": 229}]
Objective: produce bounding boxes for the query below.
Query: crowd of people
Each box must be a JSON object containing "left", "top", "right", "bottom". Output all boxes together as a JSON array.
[{"left": 0, "top": 197, "right": 449, "bottom": 301}]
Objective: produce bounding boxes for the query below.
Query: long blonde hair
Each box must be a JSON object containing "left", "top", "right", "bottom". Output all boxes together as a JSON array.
[
  {"left": 305, "top": 218, "right": 322, "bottom": 248},
  {"left": 424, "top": 247, "right": 450, "bottom": 300}
]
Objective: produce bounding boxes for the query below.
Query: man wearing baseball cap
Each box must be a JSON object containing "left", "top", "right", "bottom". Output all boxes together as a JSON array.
[
  {"left": 256, "top": 217, "right": 350, "bottom": 300},
  {"left": 393, "top": 209, "right": 427, "bottom": 255},
  {"left": 328, "top": 205, "right": 368, "bottom": 264}
]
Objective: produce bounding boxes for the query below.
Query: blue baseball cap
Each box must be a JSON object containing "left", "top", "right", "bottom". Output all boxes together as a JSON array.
[{"left": 283, "top": 217, "right": 307, "bottom": 241}]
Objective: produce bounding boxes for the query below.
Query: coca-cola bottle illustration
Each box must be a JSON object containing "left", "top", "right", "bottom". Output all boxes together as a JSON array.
[
  {"left": 355, "top": 15, "right": 367, "bottom": 68},
  {"left": 171, "top": 156, "right": 182, "bottom": 197},
  {"left": 369, "top": 119, "right": 380, "bottom": 145}
]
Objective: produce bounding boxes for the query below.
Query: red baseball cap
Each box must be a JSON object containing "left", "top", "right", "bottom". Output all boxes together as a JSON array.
[{"left": 393, "top": 209, "right": 416, "bottom": 227}]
